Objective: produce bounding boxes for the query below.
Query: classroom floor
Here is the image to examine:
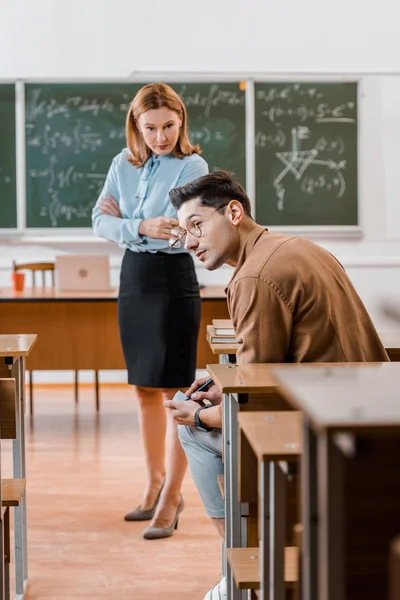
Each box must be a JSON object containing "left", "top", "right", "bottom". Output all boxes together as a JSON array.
[{"left": 2, "top": 384, "right": 221, "bottom": 600}]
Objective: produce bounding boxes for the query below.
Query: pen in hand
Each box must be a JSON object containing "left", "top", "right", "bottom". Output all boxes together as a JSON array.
[{"left": 185, "top": 378, "right": 214, "bottom": 401}]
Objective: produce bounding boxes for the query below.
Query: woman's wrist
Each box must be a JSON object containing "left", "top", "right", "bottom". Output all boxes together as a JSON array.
[{"left": 138, "top": 219, "right": 146, "bottom": 236}]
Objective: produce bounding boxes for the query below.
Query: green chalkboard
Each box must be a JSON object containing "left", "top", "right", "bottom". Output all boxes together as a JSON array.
[
  {"left": 255, "top": 82, "right": 358, "bottom": 226},
  {"left": 25, "top": 82, "right": 246, "bottom": 228},
  {"left": 0, "top": 84, "right": 17, "bottom": 228}
]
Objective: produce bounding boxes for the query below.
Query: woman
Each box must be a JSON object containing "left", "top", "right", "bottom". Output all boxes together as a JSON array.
[{"left": 92, "top": 83, "right": 208, "bottom": 539}]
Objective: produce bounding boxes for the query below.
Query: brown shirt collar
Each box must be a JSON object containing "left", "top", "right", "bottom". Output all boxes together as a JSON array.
[{"left": 224, "top": 223, "right": 268, "bottom": 293}]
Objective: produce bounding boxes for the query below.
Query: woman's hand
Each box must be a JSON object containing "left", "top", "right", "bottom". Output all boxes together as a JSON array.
[
  {"left": 184, "top": 376, "right": 222, "bottom": 406},
  {"left": 139, "top": 216, "right": 179, "bottom": 240},
  {"left": 98, "top": 195, "right": 122, "bottom": 218}
]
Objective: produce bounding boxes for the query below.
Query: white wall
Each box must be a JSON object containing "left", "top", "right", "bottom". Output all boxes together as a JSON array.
[{"left": 1, "top": 0, "right": 400, "bottom": 382}]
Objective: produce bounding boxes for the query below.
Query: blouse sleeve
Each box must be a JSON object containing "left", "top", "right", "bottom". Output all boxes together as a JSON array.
[{"left": 92, "top": 157, "right": 143, "bottom": 246}]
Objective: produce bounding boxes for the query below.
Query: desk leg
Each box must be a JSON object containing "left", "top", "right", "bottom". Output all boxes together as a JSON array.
[
  {"left": 301, "top": 417, "right": 318, "bottom": 600},
  {"left": 95, "top": 371, "right": 99, "bottom": 412},
  {"left": 271, "top": 463, "right": 285, "bottom": 600},
  {"left": 260, "top": 462, "right": 285, "bottom": 600},
  {"left": 0, "top": 439, "right": 5, "bottom": 600},
  {"left": 13, "top": 357, "right": 27, "bottom": 598},
  {"left": 260, "top": 461, "right": 270, "bottom": 600},
  {"left": 224, "top": 392, "right": 242, "bottom": 600},
  {"left": 317, "top": 432, "right": 344, "bottom": 600}
]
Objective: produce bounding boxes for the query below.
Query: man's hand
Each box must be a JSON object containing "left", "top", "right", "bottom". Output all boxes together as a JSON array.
[
  {"left": 185, "top": 376, "right": 222, "bottom": 406},
  {"left": 164, "top": 399, "right": 200, "bottom": 426},
  {"left": 98, "top": 195, "right": 122, "bottom": 217}
]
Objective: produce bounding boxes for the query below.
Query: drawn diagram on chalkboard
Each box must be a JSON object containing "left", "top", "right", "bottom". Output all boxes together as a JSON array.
[{"left": 274, "top": 126, "right": 346, "bottom": 211}]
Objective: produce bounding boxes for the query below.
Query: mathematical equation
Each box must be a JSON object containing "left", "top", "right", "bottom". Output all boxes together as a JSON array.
[
  {"left": 256, "top": 83, "right": 356, "bottom": 126},
  {"left": 29, "top": 155, "right": 105, "bottom": 192},
  {"left": 26, "top": 122, "right": 125, "bottom": 155},
  {"left": 256, "top": 130, "right": 345, "bottom": 155},
  {"left": 38, "top": 192, "right": 95, "bottom": 228},
  {"left": 26, "top": 88, "right": 131, "bottom": 123},
  {"left": 177, "top": 84, "right": 244, "bottom": 118},
  {"left": 270, "top": 126, "right": 348, "bottom": 211}
]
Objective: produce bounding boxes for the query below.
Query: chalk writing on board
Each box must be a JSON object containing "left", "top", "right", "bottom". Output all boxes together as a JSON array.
[
  {"left": 25, "top": 87, "right": 135, "bottom": 227},
  {"left": 273, "top": 127, "right": 346, "bottom": 211},
  {"left": 255, "top": 83, "right": 356, "bottom": 212},
  {"left": 177, "top": 84, "right": 244, "bottom": 118},
  {"left": 25, "top": 83, "right": 246, "bottom": 228}
]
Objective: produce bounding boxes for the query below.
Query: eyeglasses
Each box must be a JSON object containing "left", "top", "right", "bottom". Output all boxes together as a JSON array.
[{"left": 170, "top": 203, "right": 230, "bottom": 249}]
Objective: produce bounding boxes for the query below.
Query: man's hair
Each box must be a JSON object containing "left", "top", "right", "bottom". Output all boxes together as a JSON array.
[{"left": 169, "top": 170, "right": 252, "bottom": 216}]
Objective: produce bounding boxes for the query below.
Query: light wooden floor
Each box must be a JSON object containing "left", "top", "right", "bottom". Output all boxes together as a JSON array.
[{"left": 2, "top": 384, "right": 221, "bottom": 599}]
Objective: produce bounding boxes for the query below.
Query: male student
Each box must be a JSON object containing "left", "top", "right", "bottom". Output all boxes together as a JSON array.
[{"left": 164, "top": 170, "right": 389, "bottom": 600}]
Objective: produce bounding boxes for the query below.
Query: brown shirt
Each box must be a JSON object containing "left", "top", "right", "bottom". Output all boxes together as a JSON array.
[{"left": 226, "top": 224, "right": 389, "bottom": 365}]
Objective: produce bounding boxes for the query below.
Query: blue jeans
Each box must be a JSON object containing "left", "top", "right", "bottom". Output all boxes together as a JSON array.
[{"left": 178, "top": 425, "right": 225, "bottom": 519}]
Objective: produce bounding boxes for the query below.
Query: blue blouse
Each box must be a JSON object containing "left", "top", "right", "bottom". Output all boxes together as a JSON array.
[{"left": 92, "top": 149, "right": 209, "bottom": 253}]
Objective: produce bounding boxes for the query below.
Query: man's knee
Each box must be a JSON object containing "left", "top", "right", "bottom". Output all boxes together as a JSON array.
[{"left": 177, "top": 423, "right": 192, "bottom": 445}]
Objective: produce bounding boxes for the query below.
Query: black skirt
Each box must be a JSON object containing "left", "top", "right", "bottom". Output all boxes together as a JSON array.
[{"left": 118, "top": 250, "right": 201, "bottom": 388}]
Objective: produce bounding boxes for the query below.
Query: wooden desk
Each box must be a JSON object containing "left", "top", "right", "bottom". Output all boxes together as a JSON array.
[
  {"left": 0, "top": 285, "right": 229, "bottom": 373},
  {"left": 206, "top": 363, "right": 293, "bottom": 600},
  {"left": 238, "top": 412, "right": 302, "bottom": 600},
  {"left": 273, "top": 362, "right": 400, "bottom": 600},
  {"left": 0, "top": 335, "right": 36, "bottom": 599}
]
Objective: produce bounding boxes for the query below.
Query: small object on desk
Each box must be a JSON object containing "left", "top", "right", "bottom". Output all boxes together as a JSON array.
[
  {"left": 11, "top": 272, "right": 24, "bottom": 293},
  {"left": 212, "top": 319, "right": 235, "bottom": 336}
]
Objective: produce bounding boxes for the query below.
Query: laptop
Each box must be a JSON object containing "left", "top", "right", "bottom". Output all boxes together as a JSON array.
[{"left": 55, "top": 255, "right": 112, "bottom": 292}]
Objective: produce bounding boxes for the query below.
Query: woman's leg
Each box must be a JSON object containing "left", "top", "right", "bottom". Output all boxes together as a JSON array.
[
  {"left": 133, "top": 385, "right": 166, "bottom": 509},
  {"left": 148, "top": 389, "right": 188, "bottom": 527}
]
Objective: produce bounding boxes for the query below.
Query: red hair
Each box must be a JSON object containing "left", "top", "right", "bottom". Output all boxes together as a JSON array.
[{"left": 125, "top": 82, "right": 200, "bottom": 168}]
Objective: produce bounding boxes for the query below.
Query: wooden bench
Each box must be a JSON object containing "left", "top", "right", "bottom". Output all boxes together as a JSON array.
[
  {"left": 227, "top": 547, "right": 298, "bottom": 590},
  {"left": 0, "top": 377, "right": 28, "bottom": 600},
  {"left": 1, "top": 480, "right": 26, "bottom": 508},
  {"left": 0, "top": 379, "right": 18, "bottom": 600},
  {"left": 238, "top": 411, "right": 302, "bottom": 600}
]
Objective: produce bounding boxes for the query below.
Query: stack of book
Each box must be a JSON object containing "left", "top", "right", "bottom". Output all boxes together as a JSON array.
[{"left": 207, "top": 319, "right": 237, "bottom": 344}]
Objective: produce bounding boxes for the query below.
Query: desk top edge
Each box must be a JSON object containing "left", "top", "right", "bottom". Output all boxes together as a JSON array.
[
  {"left": 0, "top": 334, "right": 38, "bottom": 356},
  {"left": 0, "top": 285, "right": 227, "bottom": 301}
]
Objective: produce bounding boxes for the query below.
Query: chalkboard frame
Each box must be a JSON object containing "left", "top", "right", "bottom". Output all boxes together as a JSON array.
[
  {"left": 249, "top": 75, "right": 362, "bottom": 238},
  {"left": 0, "top": 74, "right": 362, "bottom": 241},
  {"left": 0, "top": 80, "right": 18, "bottom": 232}
]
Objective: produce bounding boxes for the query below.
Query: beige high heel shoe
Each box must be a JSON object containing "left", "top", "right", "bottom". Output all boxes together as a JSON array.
[
  {"left": 124, "top": 481, "right": 165, "bottom": 522},
  {"left": 142, "top": 496, "right": 184, "bottom": 540}
]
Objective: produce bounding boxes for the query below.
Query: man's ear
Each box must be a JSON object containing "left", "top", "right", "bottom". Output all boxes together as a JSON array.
[{"left": 228, "top": 200, "right": 244, "bottom": 225}]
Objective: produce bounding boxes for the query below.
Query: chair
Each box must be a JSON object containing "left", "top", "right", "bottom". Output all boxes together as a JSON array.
[
  {"left": 12, "top": 260, "right": 55, "bottom": 288},
  {"left": 12, "top": 261, "right": 99, "bottom": 411}
]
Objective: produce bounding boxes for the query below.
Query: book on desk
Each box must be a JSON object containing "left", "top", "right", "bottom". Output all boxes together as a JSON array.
[{"left": 208, "top": 319, "right": 237, "bottom": 343}]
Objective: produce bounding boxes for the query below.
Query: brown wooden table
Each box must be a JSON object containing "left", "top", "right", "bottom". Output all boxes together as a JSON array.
[
  {"left": 0, "top": 286, "right": 229, "bottom": 405},
  {"left": 0, "top": 335, "right": 37, "bottom": 599},
  {"left": 273, "top": 362, "right": 400, "bottom": 600}
]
